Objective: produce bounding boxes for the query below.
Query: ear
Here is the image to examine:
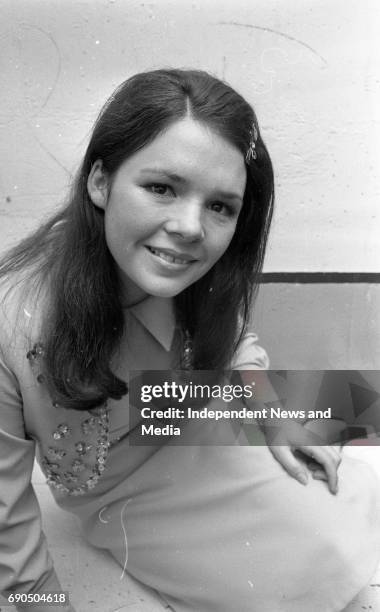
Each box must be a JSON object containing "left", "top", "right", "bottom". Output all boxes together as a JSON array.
[{"left": 87, "top": 159, "right": 109, "bottom": 210}]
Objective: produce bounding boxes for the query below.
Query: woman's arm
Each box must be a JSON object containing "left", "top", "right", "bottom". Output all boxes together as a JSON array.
[
  {"left": 0, "top": 345, "right": 75, "bottom": 611},
  {"left": 231, "top": 332, "right": 341, "bottom": 494}
]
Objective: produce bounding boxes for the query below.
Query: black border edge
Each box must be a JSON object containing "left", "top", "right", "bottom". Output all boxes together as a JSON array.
[{"left": 259, "top": 273, "right": 380, "bottom": 283}]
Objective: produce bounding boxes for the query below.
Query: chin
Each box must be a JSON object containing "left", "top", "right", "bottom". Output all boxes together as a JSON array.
[
  {"left": 143, "top": 280, "right": 195, "bottom": 299},
  {"left": 147, "top": 287, "right": 186, "bottom": 298}
]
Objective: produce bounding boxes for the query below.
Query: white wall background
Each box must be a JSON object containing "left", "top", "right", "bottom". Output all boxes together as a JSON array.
[{"left": 1, "top": 0, "right": 379, "bottom": 272}]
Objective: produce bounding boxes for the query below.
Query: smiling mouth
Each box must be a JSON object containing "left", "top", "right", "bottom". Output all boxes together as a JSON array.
[{"left": 146, "top": 246, "right": 196, "bottom": 265}]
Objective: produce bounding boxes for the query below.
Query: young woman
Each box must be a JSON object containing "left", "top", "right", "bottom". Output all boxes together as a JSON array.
[{"left": 0, "top": 69, "right": 379, "bottom": 612}]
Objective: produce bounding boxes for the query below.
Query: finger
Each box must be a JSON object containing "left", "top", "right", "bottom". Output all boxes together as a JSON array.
[
  {"left": 306, "top": 452, "right": 341, "bottom": 482},
  {"left": 300, "top": 445, "right": 341, "bottom": 471},
  {"left": 315, "top": 444, "right": 341, "bottom": 463},
  {"left": 312, "top": 469, "right": 328, "bottom": 481},
  {"left": 327, "top": 445, "right": 342, "bottom": 465},
  {"left": 321, "top": 445, "right": 342, "bottom": 473},
  {"left": 307, "top": 460, "right": 322, "bottom": 472},
  {"left": 314, "top": 452, "right": 338, "bottom": 494},
  {"left": 269, "top": 446, "right": 308, "bottom": 485},
  {"left": 297, "top": 444, "right": 341, "bottom": 466},
  {"left": 312, "top": 447, "right": 342, "bottom": 471},
  {"left": 299, "top": 446, "right": 338, "bottom": 494},
  {"left": 298, "top": 446, "right": 338, "bottom": 493}
]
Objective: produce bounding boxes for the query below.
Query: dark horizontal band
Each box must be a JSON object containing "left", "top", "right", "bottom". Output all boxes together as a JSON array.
[{"left": 258, "top": 272, "right": 380, "bottom": 284}]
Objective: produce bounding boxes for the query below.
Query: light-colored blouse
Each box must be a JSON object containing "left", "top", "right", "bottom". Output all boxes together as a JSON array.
[{"left": 0, "top": 282, "right": 268, "bottom": 608}]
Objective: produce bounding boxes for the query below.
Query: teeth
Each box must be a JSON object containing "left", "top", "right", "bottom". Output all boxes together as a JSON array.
[{"left": 149, "top": 247, "right": 190, "bottom": 265}]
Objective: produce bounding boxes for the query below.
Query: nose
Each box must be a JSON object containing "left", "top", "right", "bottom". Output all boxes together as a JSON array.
[{"left": 164, "top": 201, "right": 205, "bottom": 242}]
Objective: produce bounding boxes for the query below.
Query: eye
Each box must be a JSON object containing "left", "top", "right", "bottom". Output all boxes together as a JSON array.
[
  {"left": 208, "top": 201, "right": 234, "bottom": 216},
  {"left": 146, "top": 183, "right": 174, "bottom": 196}
]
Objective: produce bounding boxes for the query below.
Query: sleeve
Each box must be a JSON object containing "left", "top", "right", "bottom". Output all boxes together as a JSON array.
[
  {"left": 0, "top": 343, "right": 72, "bottom": 611},
  {"left": 230, "top": 330, "right": 270, "bottom": 370}
]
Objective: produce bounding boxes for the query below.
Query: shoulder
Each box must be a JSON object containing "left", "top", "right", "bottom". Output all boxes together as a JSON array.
[
  {"left": 231, "top": 329, "right": 270, "bottom": 370},
  {"left": 0, "top": 274, "right": 48, "bottom": 367}
]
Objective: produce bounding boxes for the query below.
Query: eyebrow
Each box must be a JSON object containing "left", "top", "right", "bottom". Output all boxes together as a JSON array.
[{"left": 140, "top": 168, "right": 243, "bottom": 203}]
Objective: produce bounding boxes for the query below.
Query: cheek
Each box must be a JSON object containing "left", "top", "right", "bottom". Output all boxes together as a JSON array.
[
  {"left": 103, "top": 210, "right": 124, "bottom": 251},
  {"left": 208, "top": 223, "right": 238, "bottom": 259},
  {"left": 103, "top": 203, "right": 146, "bottom": 248}
]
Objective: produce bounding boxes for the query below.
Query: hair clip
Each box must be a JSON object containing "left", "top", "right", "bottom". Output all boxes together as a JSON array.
[{"left": 245, "top": 124, "right": 258, "bottom": 163}]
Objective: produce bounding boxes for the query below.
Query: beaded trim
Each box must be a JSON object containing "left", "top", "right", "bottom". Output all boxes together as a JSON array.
[
  {"left": 42, "top": 405, "right": 110, "bottom": 496},
  {"left": 27, "top": 331, "right": 193, "bottom": 495},
  {"left": 27, "top": 343, "right": 110, "bottom": 496}
]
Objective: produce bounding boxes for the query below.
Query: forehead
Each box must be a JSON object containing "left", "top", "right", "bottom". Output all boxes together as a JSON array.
[{"left": 120, "top": 118, "right": 247, "bottom": 196}]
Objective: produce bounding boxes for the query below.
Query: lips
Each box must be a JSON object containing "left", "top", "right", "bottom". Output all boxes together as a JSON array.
[{"left": 146, "top": 246, "right": 197, "bottom": 265}]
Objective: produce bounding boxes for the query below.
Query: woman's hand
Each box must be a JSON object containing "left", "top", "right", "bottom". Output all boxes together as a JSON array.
[
  {"left": 261, "top": 419, "right": 342, "bottom": 494},
  {"left": 238, "top": 372, "right": 342, "bottom": 494}
]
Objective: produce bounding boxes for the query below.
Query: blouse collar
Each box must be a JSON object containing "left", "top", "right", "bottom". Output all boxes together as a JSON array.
[{"left": 128, "top": 296, "right": 176, "bottom": 351}]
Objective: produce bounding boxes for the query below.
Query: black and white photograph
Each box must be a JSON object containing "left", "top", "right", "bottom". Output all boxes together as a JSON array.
[{"left": 0, "top": 1, "right": 380, "bottom": 611}]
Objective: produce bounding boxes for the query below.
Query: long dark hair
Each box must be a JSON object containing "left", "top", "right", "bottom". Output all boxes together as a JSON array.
[{"left": 0, "top": 69, "right": 274, "bottom": 410}]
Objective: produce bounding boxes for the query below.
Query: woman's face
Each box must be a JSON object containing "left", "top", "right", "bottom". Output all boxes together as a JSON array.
[{"left": 88, "top": 117, "right": 246, "bottom": 305}]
